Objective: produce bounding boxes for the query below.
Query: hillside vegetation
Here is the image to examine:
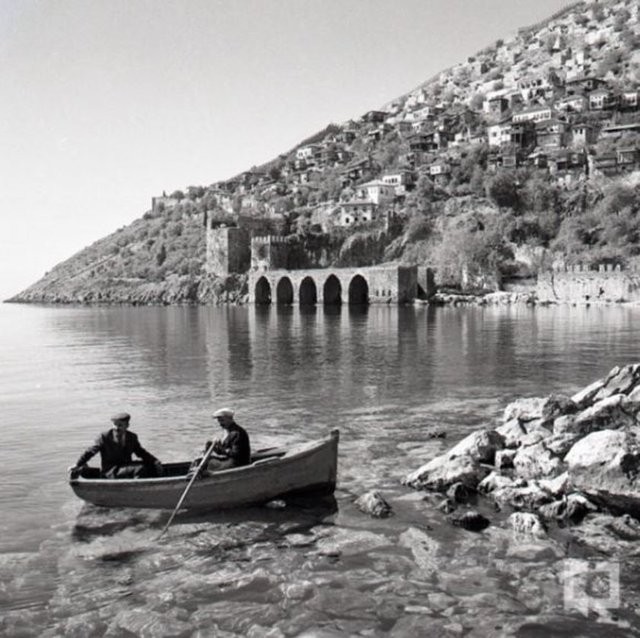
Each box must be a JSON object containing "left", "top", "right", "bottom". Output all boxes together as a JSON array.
[{"left": 11, "top": 0, "right": 640, "bottom": 303}]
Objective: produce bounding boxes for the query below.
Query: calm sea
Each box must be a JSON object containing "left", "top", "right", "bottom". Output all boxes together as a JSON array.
[{"left": 1, "top": 302, "right": 640, "bottom": 636}]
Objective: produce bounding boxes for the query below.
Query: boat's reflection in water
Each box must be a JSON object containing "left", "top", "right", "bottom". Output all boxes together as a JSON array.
[{"left": 71, "top": 493, "right": 338, "bottom": 547}]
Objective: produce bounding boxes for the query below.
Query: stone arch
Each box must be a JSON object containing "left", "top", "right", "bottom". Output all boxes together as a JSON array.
[
  {"left": 254, "top": 276, "right": 272, "bottom": 305},
  {"left": 299, "top": 276, "right": 318, "bottom": 305},
  {"left": 348, "top": 274, "right": 369, "bottom": 305},
  {"left": 323, "top": 274, "right": 342, "bottom": 305},
  {"left": 276, "top": 277, "right": 294, "bottom": 305}
]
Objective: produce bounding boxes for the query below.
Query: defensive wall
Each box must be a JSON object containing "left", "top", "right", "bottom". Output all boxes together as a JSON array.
[
  {"left": 249, "top": 265, "right": 434, "bottom": 305},
  {"left": 207, "top": 226, "right": 435, "bottom": 304},
  {"left": 205, "top": 226, "right": 251, "bottom": 275},
  {"left": 536, "top": 264, "right": 640, "bottom": 302}
]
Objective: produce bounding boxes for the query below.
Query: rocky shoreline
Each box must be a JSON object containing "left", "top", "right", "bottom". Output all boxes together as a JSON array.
[
  {"left": 401, "top": 363, "right": 640, "bottom": 552},
  {"left": 426, "top": 290, "right": 640, "bottom": 307},
  {"left": 5, "top": 273, "right": 249, "bottom": 306}
]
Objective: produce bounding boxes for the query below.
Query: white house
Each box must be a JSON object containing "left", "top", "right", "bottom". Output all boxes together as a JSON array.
[
  {"left": 487, "top": 121, "right": 512, "bottom": 147},
  {"left": 296, "top": 144, "right": 321, "bottom": 162},
  {"left": 356, "top": 180, "right": 396, "bottom": 204}
]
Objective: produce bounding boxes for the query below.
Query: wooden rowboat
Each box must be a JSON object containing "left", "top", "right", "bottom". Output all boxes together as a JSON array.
[{"left": 69, "top": 429, "right": 339, "bottom": 510}]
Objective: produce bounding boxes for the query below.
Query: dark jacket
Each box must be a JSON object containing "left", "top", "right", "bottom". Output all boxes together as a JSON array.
[
  {"left": 76, "top": 429, "right": 158, "bottom": 475},
  {"left": 211, "top": 422, "right": 251, "bottom": 467}
]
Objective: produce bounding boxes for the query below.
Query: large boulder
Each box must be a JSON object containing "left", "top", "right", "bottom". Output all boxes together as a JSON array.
[
  {"left": 478, "top": 471, "right": 515, "bottom": 494},
  {"left": 496, "top": 418, "right": 528, "bottom": 448},
  {"left": 512, "top": 442, "right": 565, "bottom": 480},
  {"left": 564, "top": 430, "right": 629, "bottom": 469},
  {"left": 593, "top": 364, "right": 640, "bottom": 402},
  {"left": 562, "top": 394, "right": 637, "bottom": 436},
  {"left": 567, "top": 430, "right": 640, "bottom": 518},
  {"left": 403, "top": 454, "right": 490, "bottom": 491},
  {"left": 571, "top": 378, "right": 605, "bottom": 409},
  {"left": 541, "top": 394, "right": 578, "bottom": 423},
  {"left": 538, "top": 472, "right": 570, "bottom": 497},
  {"left": 544, "top": 432, "right": 581, "bottom": 457},
  {"left": 403, "top": 429, "right": 503, "bottom": 490},
  {"left": 491, "top": 482, "right": 553, "bottom": 511},
  {"left": 503, "top": 397, "right": 546, "bottom": 423},
  {"left": 445, "top": 429, "right": 505, "bottom": 464}
]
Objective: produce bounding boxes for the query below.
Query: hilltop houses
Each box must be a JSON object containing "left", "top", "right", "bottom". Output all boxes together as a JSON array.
[{"left": 175, "top": 0, "right": 640, "bottom": 246}]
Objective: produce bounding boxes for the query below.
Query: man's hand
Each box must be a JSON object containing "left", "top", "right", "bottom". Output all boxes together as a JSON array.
[
  {"left": 67, "top": 465, "right": 81, "bottom": 477},
  {"left": 212, "top": 441, "right": 224, "bottom": 454}
]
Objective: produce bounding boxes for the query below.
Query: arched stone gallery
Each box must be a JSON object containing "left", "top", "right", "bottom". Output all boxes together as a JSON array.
[{"left": 249, "top": 266, "right": 419, "bottom": 305}]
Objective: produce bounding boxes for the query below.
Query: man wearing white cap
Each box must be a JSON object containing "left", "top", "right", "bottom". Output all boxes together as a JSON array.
[{"left": 203, "top": 407, "right": 251, "bottom": 474}]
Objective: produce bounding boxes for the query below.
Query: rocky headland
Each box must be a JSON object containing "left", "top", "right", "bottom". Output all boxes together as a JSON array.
[{"left": 403, "top": 363, "right": 640, "bottom": 552}]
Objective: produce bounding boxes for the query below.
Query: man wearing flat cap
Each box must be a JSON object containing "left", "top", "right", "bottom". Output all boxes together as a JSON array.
[
  {"left": 69, "top": 412, "right": 162, "bottom": 478},
  {"left": 201, "top": 408, "right": 251, "bottom": 474}
]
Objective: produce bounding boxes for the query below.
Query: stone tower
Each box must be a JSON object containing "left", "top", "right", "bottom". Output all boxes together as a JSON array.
[
  {"left": 206, "top": 223, "right": 250, "bottom": 276},
  {"left": 250, "top": 236, "right": 293, "bottom": 271}
]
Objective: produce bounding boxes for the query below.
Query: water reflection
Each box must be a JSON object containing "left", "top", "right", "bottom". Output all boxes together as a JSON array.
[{"left": 3, "top": 302, "right": 640, "bottom": 635}]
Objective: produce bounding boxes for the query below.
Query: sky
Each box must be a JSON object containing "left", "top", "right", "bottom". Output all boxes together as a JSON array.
[{"left": 0, "top": 0, "right": 575, "bottom": 300}]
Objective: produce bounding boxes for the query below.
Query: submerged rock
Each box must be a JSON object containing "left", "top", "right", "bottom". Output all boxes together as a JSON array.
[
  {"left": 355, "top": 490, "right": 392, "bottom": 518},
  {"left": 538, "top": 493, "right": 597, "bottom": 524},
  {"left": 437, "top": 498, "right": 457, "bottom": 514},
  {"left": 450, "top": 510, "right": 490, "bottom": 532},
  {"left": 446, "top": 482, "right": 473, "bottom": 504},
  {"left": 398, "top": 526, "right": 441, "bottom": 573},
  {"left": 508, "top": 512, "right": 547, "bottom": 539}
]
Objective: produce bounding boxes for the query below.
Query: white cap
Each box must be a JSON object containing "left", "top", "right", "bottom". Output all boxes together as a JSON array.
[{"left": 213, "top": 407, "right": 234, "bottom": 418}]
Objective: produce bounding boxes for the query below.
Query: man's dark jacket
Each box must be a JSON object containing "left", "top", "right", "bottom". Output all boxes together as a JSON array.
[
  {"left": 76, "top": 429, "right": 158, "bottom": 475},
  {"left": 211, "top": 422, "right": 251, "bottom": 466}
]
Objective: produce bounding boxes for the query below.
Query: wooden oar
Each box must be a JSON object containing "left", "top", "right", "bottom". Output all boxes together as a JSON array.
[{"left": 157, "top": 443, "right": 216, "bottom": 539}]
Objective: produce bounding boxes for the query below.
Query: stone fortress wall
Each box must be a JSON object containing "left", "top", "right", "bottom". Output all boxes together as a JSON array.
[
  {"left": 206, "top": 225, "right": 435, "bottom": 304},
  {"left": 205, "top": 225, "right": 250, "bottom": 276},
  {"left": 536, "top": 263, "right": 640, "bottom": 302},
  {"left": 250, "top": 235, "right": 295, "bottom": 271}
]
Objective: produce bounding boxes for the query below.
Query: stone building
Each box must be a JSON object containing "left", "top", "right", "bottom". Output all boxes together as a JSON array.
[{"left": 205, "top": 223, "right": 250, "bottom": 276}]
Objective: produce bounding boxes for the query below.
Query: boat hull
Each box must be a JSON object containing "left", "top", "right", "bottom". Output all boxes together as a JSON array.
[{"left": 70, "top": 430, "right": 339, "bottom": 510}]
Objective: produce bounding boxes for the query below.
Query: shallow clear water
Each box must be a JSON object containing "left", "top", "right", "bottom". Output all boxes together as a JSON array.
[{"left": 1, "top": 302, "right": 640, "bottom": 636}]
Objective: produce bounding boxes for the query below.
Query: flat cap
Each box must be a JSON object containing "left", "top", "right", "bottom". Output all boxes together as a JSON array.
[
  {"left": 111, "top": 412, "right": 131, "bottom": 423},
  {"left": 213, "top": 407, "right": 234, "bottom": 419}
]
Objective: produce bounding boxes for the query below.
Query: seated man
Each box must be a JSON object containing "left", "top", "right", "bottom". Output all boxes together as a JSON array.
[
  {"left": 191, "top": 408, "right": 250, "bottom": 476},
  {"left": 68, "top": 412, "right": 162, "bottom": 478}
]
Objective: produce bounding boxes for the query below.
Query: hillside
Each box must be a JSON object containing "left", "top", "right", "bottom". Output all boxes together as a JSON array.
[{"left": 11, "top": 0, "right": 640, "bottom": 304}]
